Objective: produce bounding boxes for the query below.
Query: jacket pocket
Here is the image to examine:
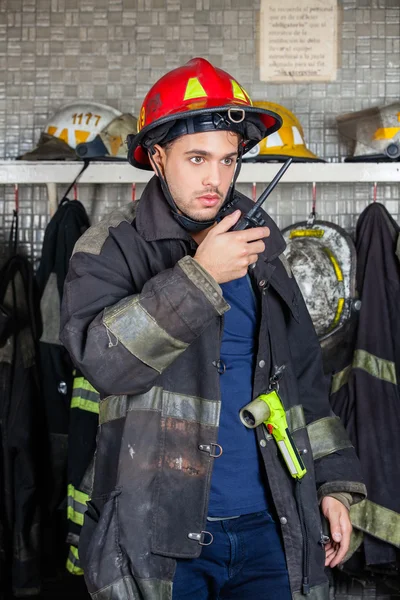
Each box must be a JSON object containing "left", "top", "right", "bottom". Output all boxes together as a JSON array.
[
  {"left": 79, "top": 489, "right": 126, "bottom": 594},
  {"left": 150, "top": 394, "right": 219, "bottom": 559}
]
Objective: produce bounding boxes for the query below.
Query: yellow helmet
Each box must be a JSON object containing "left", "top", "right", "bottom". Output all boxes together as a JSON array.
[{"left": 243, "top": 101, "right": 323, "bottom": 162}]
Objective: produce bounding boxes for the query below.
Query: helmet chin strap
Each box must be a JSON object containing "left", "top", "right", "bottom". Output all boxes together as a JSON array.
[{"left": 149, "top": 144, "right": 244, "bottom": 233}]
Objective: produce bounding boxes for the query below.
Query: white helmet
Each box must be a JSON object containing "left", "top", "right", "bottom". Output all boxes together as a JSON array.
[
  {"left": 20, "top": 102, "right": 137, "bottom": 160},
  {"left": 337, "top": 102, "right": 400, "bottom": 161}
]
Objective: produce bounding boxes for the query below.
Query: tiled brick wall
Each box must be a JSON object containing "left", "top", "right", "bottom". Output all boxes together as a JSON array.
[{"left": 0, "top": 0, "right": 399, "bottom": 261}]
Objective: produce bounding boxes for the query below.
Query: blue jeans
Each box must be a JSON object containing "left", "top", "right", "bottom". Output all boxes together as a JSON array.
[{"left": 172, "top": 510, "right": 292, "bottom": 600}]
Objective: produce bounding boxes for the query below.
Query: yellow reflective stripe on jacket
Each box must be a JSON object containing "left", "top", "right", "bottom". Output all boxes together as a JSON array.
[
  {"left": 331, "top": 349, "right": 397, "bottom": 395},
  {"left": 307, "top": 416, "right": 353, "bottom": 460},
  {"left": 353, "top": 349, "right": 397, "bottom": 384},
  {"left": 67, "top": 484, "right": 90, "bottom": 527},
  {"left": 71, "top": 376, "right": 100, "bottom": 414},
  {"left": 73, "top": 376, "right": 97, "bottom": 394},
  {"left": 66, "top": 545, "right": 84, "bottom": 576},
  {"left": 103, "top": 295, "right": 189, "bottom": 374},
  {"left": 351, "top": 499, "right": 400, "bottom": 548},
  {"left": 330, "top": 364, "right": 352, "bottom": 394}
]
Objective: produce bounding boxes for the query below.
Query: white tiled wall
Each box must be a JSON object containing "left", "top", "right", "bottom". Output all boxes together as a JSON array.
[{"left": 0, "top": 0, "right": 399, "bottom": 262}]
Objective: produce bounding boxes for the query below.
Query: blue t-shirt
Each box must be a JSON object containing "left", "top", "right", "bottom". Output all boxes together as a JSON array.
[{"left": 208, "top": 275, "right": 269, "bottom": 517}]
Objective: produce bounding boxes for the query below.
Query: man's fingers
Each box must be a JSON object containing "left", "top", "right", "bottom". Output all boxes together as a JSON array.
[
  {"left": 322, "top": 497, "right": 353, "bottom": 569},
  {"left": 240, "top": 226, "right": 270, "bottom": 242},
  {"left": 330, "top": 514, "right": 352, "bottom": 567},
  {"left": 328, "top": 510, "right": 342, "bottom": 543},
  {"left": 246, "top": 240, "right": 266, "bottom": 255},
  {"left": 330, "top": 544, "right": 347, "bottom": 568},
  {"left": 325, "top": 541, "right": 341, "bottom": 567},
  {"left": 248, "top": 254, "right": 259, "bottom": 266},
  {"left": 340, "top": 511, "right": 352, "bottom": 550},
  {"left": 213, "top": 210, "right": 241, "bottom": 232}
]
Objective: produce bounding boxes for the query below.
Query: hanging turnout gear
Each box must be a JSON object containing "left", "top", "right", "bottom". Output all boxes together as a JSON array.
[
  {"left": 243, "top": 101, "right": 324, "bottom": 162},
  {"left": 19, "top": 102, "right": 137, "bottom": 161},
  {"left": 330, "top": 203, "right": 400, "bottom": 574},
  {"left": 66, "top": 372, "right": 100, "bottom": 576},
  {"left": 127, "top": 57, "right": 282, "bottom": 232},
  {"left": 337, "top": 102, "right": 400, "bottom": 162},
  {"left": 0, "top": 211, "right": 43, "bottom": 597},
  {"left": 35, "top": 198, "right": 90, "bottom": 572},
  {"left": 281, "top": 219, "right": 359, "bottom": 373}
]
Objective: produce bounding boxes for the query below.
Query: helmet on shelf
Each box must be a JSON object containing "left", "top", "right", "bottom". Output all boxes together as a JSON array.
[
  {"left": 243, "top": 101, "right": 323, "bottom": 162},
  {"left": 20, "top": 101, "right": 137, "bottom": 160},
  {"left": 337, "top": 103, "right": 400, "bottom": 162}
]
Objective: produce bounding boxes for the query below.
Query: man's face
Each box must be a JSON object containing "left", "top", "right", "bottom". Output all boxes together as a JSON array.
[{"left": 152, "top": 130, "right": 239, "bottom": 222}]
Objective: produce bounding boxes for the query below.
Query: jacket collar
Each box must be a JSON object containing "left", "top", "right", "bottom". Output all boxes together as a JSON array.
[
  {"left": 135, "top": 176, "right": 194, "bottom": 244},
  {"left": 135, "top": 175, "right": 286, "bottom": 262}
]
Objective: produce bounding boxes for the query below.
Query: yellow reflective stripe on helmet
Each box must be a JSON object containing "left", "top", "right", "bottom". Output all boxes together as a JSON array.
[
  {"left": 350, "top": 499, "right": 400, "bottom": 548},
  {"left": 67, "top": 484, "right": 89, "bottom": 527},
  {"left": 66, "top": 545, "right": 84, "bottom": 576},
  {"left": 74, "top": 130, "right": 90, "bottom": 146},
  {"left": 307, "top": 416, "right": 353, "bottom": 460},
  {"left": 329, "top": 297, "right": 345, "bottom": 330},
  {"left": 373, "top": 127, "right": 400, "bottom": 140},
  {"left": 231, "top": 80, "right": 252, "bottom": 105},
  {"left": 323, "top": 248, "right": 343, "bottom": 282},
  {"left": 289, "top": 229, "right": 325, "bottom": 239},
  {"left": 184, "top": 77, "right": 207, "bottom": 101},
  {"left": 279, "top": 126, "right": 294, "bottom": 148}
]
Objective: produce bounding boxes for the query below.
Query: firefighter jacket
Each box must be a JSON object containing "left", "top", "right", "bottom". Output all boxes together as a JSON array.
[
  {"left": 60, "top": 176, "right": 366, "bottom": 600},
  {"left": 330, "top": 203, "right": 400, "bottom": 568},
  {"left": 35, "top": 198, "right": 90, "bottom": 566},
  {"left": 0, "top": 253, "right": 42, "bottom": 597}
]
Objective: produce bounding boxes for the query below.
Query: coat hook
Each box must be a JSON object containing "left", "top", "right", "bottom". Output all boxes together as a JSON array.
[
  {"left": 14, "top": 183, "right": 19, "bottom": 214},
  {"left": 307, "top": 182, "right": 317, "bottom": 226}
]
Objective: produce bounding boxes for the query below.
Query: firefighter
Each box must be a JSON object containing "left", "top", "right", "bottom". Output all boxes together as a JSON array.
[{"left": 61, "top": 58, "right": 366, "bottom": 600}]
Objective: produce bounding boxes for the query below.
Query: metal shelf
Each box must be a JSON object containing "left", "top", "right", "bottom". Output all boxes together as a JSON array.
[{"left": 0, "top": 160, "right": 399, "bottom": 184}]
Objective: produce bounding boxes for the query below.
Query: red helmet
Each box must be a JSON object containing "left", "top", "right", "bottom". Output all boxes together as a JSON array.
[{"left": 128, "top": 58, "right": 282, "bottom": 170}]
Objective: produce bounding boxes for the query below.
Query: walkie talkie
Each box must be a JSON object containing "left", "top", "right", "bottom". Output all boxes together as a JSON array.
[{"left": 232, "top": 158, "right": 293, "bottom": 231}]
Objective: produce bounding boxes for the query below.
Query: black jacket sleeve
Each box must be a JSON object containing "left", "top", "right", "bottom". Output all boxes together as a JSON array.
[{"left": 60, "top": 233, "right": 229, "bottom": 398}]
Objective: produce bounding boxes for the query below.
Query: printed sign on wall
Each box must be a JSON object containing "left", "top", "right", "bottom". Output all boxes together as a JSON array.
[{"left": 260, "top": 0, "right": 338, "bottom": 82}]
